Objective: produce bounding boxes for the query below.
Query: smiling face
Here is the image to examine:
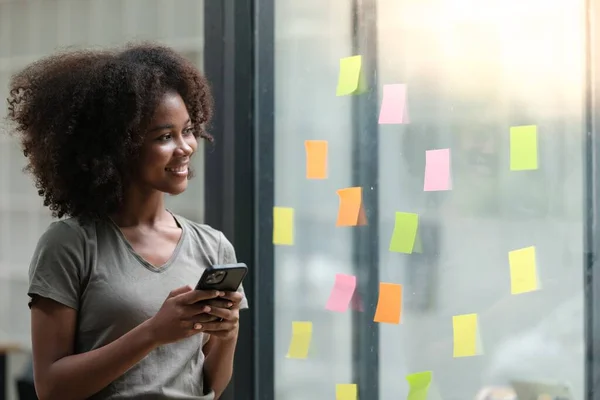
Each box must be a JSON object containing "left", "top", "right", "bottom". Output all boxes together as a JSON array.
[{"left": 133, "top": 90, "right": 198, "bottom": 195}]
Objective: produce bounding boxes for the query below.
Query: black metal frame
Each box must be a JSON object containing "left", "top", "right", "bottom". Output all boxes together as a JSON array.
[
  {"left": 253, "top": 0, "right": 276, "bottom": 398},
  {"left": 350, "top": 0, "right": 380, "bottom": 398},
  {"left": 203, "top": 1, "right": 269, "bottom": 399}
]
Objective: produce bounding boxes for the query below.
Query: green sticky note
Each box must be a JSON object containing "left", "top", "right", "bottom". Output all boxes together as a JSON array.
[
  {"left": 389, "top": 212, "right": 419, "bottom": 253},
  {"left": 510, "top": 125, "right": 538, "bottom": 171},
  {"left": 336, "top": 55, "right": 367, "bottom": 96},
  {"left": 406, "top": 371, "right": 432, "bottom": 400}
]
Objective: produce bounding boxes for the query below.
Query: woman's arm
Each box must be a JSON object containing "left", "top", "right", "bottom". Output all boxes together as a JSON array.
[
  {"left": 202, "top": 331, "right": 239, "bottom": 399},
  {"left": 31, "top": 286, "right": 215, "bottom": 400},
  {"left": 31, "top": 297, "right": 159, "bottom": 400}
]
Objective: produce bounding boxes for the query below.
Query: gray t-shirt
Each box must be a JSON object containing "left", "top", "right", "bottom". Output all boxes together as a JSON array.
[{"left": 27, "top": 214, "right": 249, "bottom": 400}]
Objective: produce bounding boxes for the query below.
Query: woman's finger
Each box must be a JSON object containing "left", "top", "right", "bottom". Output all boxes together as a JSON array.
[
  {"left": 200, "top": 320, "right": 235, "bottom": 332},
  {"left": 191, "top": 314, "right": 220, "bottom": 323},
  {"left": 203, "top": 299, "right": 233, "bottom": 309},
  {"left": 204, "top": 306, "right": 234, "bottom": 320},
  {"left": 220, "top": 291, "right": 244, "bottom": 303}
]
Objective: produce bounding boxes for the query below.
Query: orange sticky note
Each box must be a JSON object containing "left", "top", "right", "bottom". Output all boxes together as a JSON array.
[
  {"left": 336, "top": 187, "right": 367, "bottom": 226},
  {"left": 374, "top": 283, "right": 402, "bottom": 324},
  {"left": 305, "top": 140, "right": 328, "bottom": 179}
]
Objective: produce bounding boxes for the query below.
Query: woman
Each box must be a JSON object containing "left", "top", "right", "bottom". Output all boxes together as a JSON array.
[{"left": 6, "top": 42, "right": 248, "bottom": 400}]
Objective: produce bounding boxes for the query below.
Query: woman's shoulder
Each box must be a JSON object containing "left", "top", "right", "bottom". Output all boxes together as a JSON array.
[{"left": 40, "top": 216, "right": 99, "bottom": 243}]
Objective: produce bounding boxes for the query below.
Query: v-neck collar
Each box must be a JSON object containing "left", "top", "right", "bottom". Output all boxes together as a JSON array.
[{"left": 107, "top": 211, "right": 186, "bottom": 273}]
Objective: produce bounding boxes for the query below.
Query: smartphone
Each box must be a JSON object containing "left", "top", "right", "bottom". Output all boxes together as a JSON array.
[{"left": 195, "top": 263, "right": 248, "bottom": 292}]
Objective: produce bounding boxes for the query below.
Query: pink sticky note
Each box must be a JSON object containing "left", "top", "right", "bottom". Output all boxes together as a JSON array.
[
  {"left": 325, "top": 274, "right": 357, "bottom": 312},
  {"left": 424, "top": 149, "right": 451, "bottom": 191},
  {"left": 378, "top": 84, "right": 410, "bottom": 124}
]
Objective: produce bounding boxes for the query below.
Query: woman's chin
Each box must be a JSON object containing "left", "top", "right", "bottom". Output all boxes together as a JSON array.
[{"left": 163, "top": 182, "right": 189, "bottom": 196}]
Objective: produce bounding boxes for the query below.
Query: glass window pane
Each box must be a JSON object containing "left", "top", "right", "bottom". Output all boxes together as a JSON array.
[
  {"left": 264, "top": 0, "right": 586, "bottom": 398},
  {"left": 272, "top": 1, "right": 355, "bottom": 399}
]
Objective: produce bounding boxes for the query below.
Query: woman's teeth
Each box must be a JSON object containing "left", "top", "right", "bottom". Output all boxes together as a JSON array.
[{"left": 166, "top": 166, "right": 187, "bottom": 173}]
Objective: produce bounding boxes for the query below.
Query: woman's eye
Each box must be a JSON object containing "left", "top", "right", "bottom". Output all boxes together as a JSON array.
[
  {"left": 183, "top": 128, "right": 194, "bottom": 136},
  {"left": 158, "top": 134, "right": 172, "bottom": 141}
]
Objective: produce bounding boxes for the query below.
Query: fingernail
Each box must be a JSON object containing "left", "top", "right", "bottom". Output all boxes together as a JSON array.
[
  {"left": 204, "top": 306, "right": 211, "bottom": 312},
  {"left": 219, "top": 291, "right": 226, "bottom": 297},
  {"left": 194, "top": 323, "right": 202, "bottom": 330},
  {"left": 227, "top": 302, "right": 233, "bottom": 307}
]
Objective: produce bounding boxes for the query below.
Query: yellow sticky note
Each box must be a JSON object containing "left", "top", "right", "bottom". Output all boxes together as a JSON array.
[
  {"left": 509, "top": 246, "right": 538, "bottom": 294},
  {"left": 336, "top": 383, "right": 358, "bottom": 400},
  {"left": 406, "top": 371, "right": 432, "bottom": 400},
  {"left": 273, "top": 207, "right": 294, "bottom": 245},
  {"left": 336, "top": 55, "right": 366, "bottom": 96},
  {"left": 286, "top": 321, "right": 312, "bottom": 359},
  {"left": 389, "top": 212, "right": 419, "bottom": 253},
  {"left": 453, "top": 313, "right": 481, "bottom": 357},
  {"left": 305, "top": 140, "right": 328, "bottom": 179},
  {"left": 510, "top": 125, "right": 538, "bottom": 170}
]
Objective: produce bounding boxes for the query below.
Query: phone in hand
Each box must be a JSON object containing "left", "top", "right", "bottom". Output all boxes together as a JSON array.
[{"left": 195, "top": 263, "right": 248, "bottom": 292}]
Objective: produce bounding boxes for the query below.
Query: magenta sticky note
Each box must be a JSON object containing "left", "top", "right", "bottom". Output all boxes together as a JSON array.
[
  {"left": 424, "top": 149, "right": 451, "bottom": 191},
  {"left": 325, "top": 274, "right": 357, "bottom": 312},
  {"left": 378, "top": 84, "right": 410, "bottom": 124}
]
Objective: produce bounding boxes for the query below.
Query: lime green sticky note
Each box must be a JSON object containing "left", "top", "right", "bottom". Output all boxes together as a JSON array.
[
  {"left": 510, "top": 125, "right": 538, "bottom": 171},
  {"left": 336, "top": 383, "right": 357, "bottom": 400},
  {"left": 509, "top": 246, "right": 538, "bottom": 294},
  {"left": 406, "top": 371, "right": 432, "bottom": 400},
  {"left": 389, "top": 212, "right": 419, "bottom": 253},
  {"left": 336, "top": 55, "right": 367, "bottom": 96}
]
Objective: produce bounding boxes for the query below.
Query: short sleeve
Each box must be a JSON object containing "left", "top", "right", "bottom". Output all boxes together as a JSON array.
[
  {"left": 28, "top": 221, "right": 85, "bottom": 310},
  {"left": 219, "top": 233, "right": 249, "bottom": 310}
]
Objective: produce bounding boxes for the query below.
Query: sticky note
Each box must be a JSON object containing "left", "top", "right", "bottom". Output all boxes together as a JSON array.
[
  {"left": 378, "top": 84, "right": 410, "bottom": 124},
  {"left": 406, "top": 371, "right": 432, "bottom": 400},
  {"left": 374, "top": 283, "right": 402, "bottom": 324},
  {"left": 424, "top": 149, "right": 451, "bottom": 191},
  {"left": 510, "top": 125, "right": 538, "bottom": 171},
  {"left": 336, "top": 187, "right": 367, "bottom": 226},
  {"left": 286, "top": 321, "right": 312, "bottom": 359},
  {"left": 273, "top": 207, "right": 294, "bottom": 245},
  {"left": 453, "top": 313, "right": 482, "bottom": 357},
  {"left": 336, "top": 384, "right": 357, "bottom": 400},
  {"left": 326, "top": 274, "right": 357, "bottom": 312},
  {"left": 336, "top": 55, "right": 366, "bottom": 96},
  {"left": 509, "top": 246, "right": 538, "bottom": 294},
  {"left": 389, "top": 212, "right": 418, "bottom": 253},
  {"left": 305, "top": 140, "right": 328, "bottom": 179}
]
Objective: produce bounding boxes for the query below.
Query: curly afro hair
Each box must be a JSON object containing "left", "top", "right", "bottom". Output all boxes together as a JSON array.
[{"left": 5, "top": 42, "right": 214, "bottom": 220}]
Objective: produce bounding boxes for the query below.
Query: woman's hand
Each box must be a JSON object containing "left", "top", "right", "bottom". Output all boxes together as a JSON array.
[
  {"left": 199, "top": 291, "right": 244, "bottom": 339},
  {"left": 147, "top": 285, "right": 222, "bottom": 346}
]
